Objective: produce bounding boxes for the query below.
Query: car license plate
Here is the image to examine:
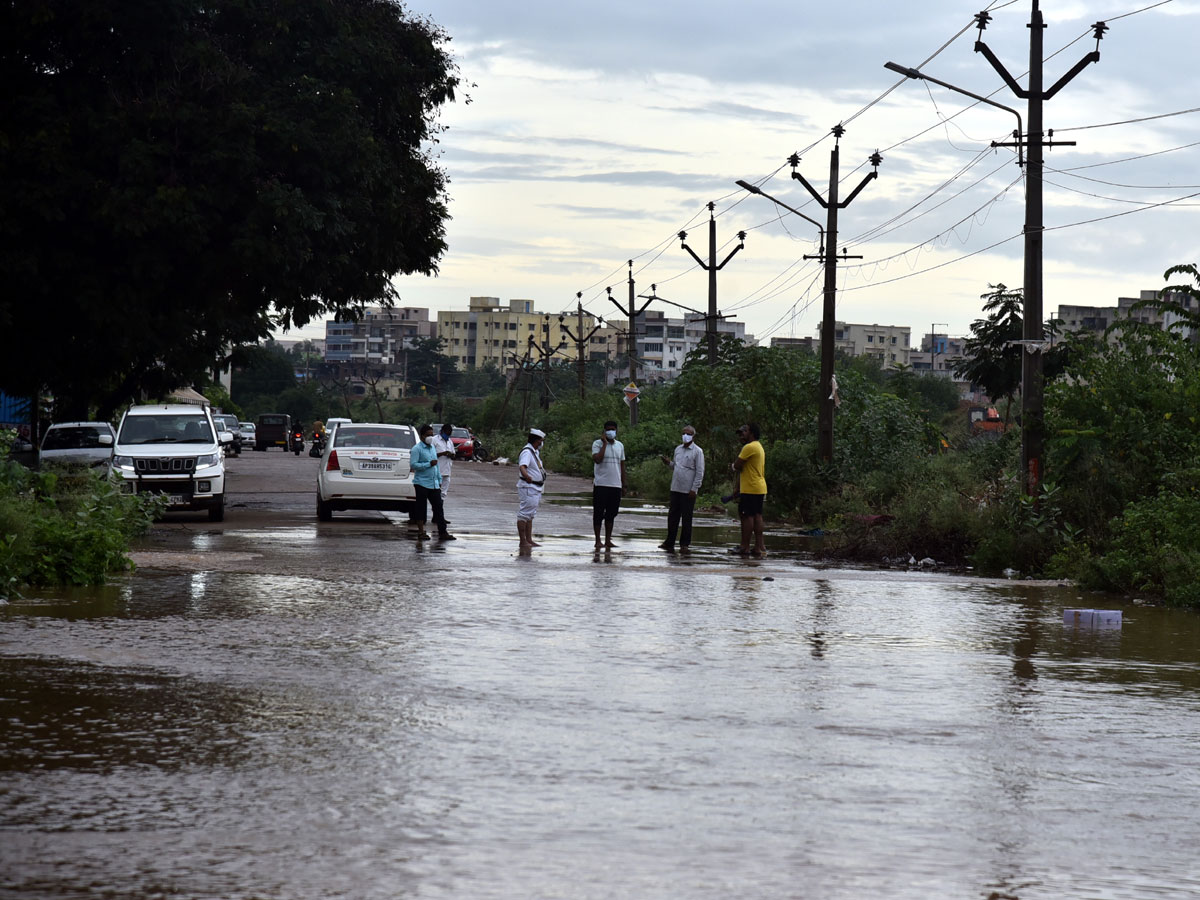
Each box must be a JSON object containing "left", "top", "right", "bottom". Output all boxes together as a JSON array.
[
  {"left": 168, "top": 494, "right": 186, "bottom": 506},
  {"left": 359, "top": 462, "right": 393, "bottom": 471}
]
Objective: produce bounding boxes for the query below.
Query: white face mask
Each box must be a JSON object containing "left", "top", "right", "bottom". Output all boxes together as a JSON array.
[
  {"left": 423, "top": 436, "right": 434, "bottom": 445},
  {"left": 605, "top": 430, "right": 617, "bottom": 440},
  {"left": 682, "top": 433, "right": 693, "bottom": 444}
]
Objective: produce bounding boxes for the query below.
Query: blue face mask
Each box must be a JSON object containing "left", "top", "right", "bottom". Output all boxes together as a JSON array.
[{"left": 605, "top": 430, "right": 617, "bottom": 440}]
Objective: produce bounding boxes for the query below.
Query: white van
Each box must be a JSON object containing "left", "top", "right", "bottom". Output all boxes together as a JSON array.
[{"left": 110, "top": 404, "right": 231, "bottom": 521}]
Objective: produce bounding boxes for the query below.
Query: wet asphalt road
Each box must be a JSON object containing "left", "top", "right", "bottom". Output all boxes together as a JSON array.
[{"left": 3, "top": 450, "right": 1200, "bottom": 899}]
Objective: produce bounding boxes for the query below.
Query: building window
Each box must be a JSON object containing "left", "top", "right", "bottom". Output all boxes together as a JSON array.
[{"left": 867, "top": 335, "right": 874, "bottom": 343}]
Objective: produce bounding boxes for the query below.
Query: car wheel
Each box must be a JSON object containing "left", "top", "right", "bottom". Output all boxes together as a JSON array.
[
  {"left": 208, "top": 494, "right": 225, "bottom": 522},
  {"left": 316, "top": 494, "right": 333, "bottom": 522}
]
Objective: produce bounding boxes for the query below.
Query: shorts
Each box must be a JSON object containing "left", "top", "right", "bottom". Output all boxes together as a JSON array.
[
  {"left": 592, "top": 485, "right": 622, "bottom": 524},
  {"left": 517, "top": 483, "right": 543, "bottom": 521},
  {"left": 738, "top": 493, "right": 765, "bottom": 517}
]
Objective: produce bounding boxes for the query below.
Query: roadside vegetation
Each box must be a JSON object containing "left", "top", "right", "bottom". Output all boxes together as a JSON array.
[{"left": 0, "top": 430, "right": 164, "bottom": 599}]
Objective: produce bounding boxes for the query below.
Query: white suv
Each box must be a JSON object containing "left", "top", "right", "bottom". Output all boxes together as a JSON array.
[{"left": 111, "top": 404, "right": 231, "bottom": 521}]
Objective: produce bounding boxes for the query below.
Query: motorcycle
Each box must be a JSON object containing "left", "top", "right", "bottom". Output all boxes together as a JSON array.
[
  {"left": 291, "top": 429, "right": 304, "bottom": 455},
  {"left": 472, "top": 437, "right": 490, "bottom": 462},
  {"left": 308, "top": 430, "right": 326, "bottom": 458}
]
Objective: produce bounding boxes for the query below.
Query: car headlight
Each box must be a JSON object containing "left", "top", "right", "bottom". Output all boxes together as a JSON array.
[
  {"left": 195, "top": 453, "right": 220, "bottom": 469},
  {"left": 111, "top": 455, "right": 135, "bottom": 471}
]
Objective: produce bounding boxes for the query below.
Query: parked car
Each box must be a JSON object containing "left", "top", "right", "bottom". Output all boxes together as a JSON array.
[
  {"left": 316, "top": 423, "right": 417, "bottom": 521},
  {"left": 255, "top": 413, "right": 292, "bottom": 451},
  {"left": 430, "top": 424, "right": 476, "bottom": 460},
  {"left": 39, "top": 422, "right": 116, "bottom": 468},
  {"left": 239, "top": 421, "right": 257, "bottom": 445},
  {"left": 110, "top": 404, "right": 231, "bottom": 521},
  {"left": 211, "top": 412, "right": 243, "bottom": 456}
]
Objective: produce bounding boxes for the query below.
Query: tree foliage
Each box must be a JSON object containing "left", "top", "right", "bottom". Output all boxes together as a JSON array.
[{"left": 0, "top": 0, "right": 459, "bottom": 417}]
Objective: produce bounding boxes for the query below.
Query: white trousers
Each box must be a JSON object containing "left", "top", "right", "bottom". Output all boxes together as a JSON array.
[{"left": 517, "top": 483, "right": 543, "bottom": 522}]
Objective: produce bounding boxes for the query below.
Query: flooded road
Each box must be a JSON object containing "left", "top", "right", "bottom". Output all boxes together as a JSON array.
[{"left": 3, "top": 453, "right": 1200, "bottom": 899}]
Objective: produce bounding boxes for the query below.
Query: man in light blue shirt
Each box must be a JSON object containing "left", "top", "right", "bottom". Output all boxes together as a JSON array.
[
  {"left": 410, "top": 424, "right": 454, "bottom": 541},
  {"left": 659, "top": 424, "right": 705, "bottom": 552}
]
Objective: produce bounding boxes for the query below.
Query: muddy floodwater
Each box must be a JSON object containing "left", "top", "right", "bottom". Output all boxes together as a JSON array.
[{"left": 3, "top": 459, "right": 1200, "bottom": 899}]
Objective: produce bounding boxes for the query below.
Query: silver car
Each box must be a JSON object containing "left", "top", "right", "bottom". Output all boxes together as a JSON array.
[{"left": 39, "top": 422, "right": 116, "bottom": 467}]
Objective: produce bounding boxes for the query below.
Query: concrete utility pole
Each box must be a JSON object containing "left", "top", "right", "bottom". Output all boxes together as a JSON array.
[
  {"left": 527, "top": 316, "right": 568, "bottom": 411},
  {"left": 971, "top": 4, "right": 1105, "bottom": 494},
  {"left": 560, "top": 292, "right": 604, "bottom": 400},
  {"left": 607, "top": 261, "right": 655, "bottom": 427},
  {"left": 494, "top": 348, "right": 532, "bottom": 429},
  {"left": 679, "top": 203, "right": 746, "bottom": 366},
  {"left": 789, "top": 129, "right": 882, "bottom": 463}
]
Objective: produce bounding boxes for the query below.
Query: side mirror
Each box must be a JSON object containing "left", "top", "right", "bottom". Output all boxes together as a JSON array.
[
  {"left": 219, "top": 431, "right": 234, "bottom": 444},
  {"left": 98, "top": 433, "right": 114, "bottom": 446}
]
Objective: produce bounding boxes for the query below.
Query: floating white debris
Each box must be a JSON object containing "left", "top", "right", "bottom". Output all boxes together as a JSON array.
[{"left": 1063, "top": 608, "right": 1122, "bottom": 629}]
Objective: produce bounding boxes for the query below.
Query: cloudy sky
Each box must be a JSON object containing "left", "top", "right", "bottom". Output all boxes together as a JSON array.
[{"left": 290, "top": 0, "right": 1199, "bottom": 344}]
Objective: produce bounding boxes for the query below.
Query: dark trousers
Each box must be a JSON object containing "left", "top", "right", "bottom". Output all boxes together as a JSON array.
[
  {"left": 414, "top": 484, "right": 447, "bottom": 532},
  {"left": 665, "top": 490, "right": 696, "bottom": 548}
]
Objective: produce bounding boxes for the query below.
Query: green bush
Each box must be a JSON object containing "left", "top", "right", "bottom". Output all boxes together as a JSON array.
[
  {"left": 0, "top": 456, "right": 163, "bottom": 598},
  {"left": 1077, "top": 470, "right": 1200, "bottom": 606}
]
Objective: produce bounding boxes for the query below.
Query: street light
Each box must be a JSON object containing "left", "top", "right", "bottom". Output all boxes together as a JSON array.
[
  {"left": 735, "top": 180, "right": 824, "bottom": 250},
  {"left": 883, "top": 61, "right": 1024, "bottom": 165}
]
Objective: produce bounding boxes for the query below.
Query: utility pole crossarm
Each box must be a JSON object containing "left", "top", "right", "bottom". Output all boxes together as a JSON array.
[
  {"left": 789, "top": 170, "right": 831, "bottom": 208},
  {"left": 1044, "top": 51, "right": 1100, "bottom": 100},
  {"left": 715, "top": 232, "right": 747, "bottom": 271},
  {"left": 678, "top": 236, "right": 708, "bottom": 269}
]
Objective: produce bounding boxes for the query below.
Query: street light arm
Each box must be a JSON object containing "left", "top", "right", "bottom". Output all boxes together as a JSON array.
[
  {"left": 734, "top": 180, "right": 825, "bottom": 246},
  {"left": 884, "top": 60, "right": 1023, "bottom": 164}
]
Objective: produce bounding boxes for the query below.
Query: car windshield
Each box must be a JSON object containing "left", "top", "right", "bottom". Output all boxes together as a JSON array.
[
  {"left": 213, "top": 416, "right": 237, "bottom": 430},
  {"left": 119, "top": 415, "right": 214, "bottom": 444},
  {"left": 259, "top": 415, "right": 287, "bottom": 425},
  {"left": 42, "top": 426, "right": 110, "bottom": 451},
  {"left": 240, "top": 423, "right": 255, "bottom": 431},
  {"left": 451, "top": 428, "right": 471, "bottom": 439},
  {"left": 333, "top": 427, "right": 414, "bottom": 450}
]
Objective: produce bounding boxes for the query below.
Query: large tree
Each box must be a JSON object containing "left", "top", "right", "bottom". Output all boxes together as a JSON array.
[{"left": 1, "top": 0, "right": 458, "bottom": 418}]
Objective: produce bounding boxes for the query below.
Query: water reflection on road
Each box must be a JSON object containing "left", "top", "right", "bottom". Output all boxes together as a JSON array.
[{"left": 3, "top": 529, "right": 1200, "bottom": 899}]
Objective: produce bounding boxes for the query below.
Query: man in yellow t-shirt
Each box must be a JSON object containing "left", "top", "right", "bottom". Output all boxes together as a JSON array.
[{"left": 732, "top": 422, "right": 767, "bottom": 557}]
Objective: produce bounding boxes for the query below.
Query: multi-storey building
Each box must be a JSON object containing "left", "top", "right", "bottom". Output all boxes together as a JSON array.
[
  {"left": 1056, "top": 289, "right": 1198, "bottom": 342},
  {"left": 829, "top": 322, "right": 912, "bottom": 367},
  {"left": 323, "top": 307, "right": 436, "bottom": 364},
  {"left": 437, "top": 297, "right": 605, "bottom": 373}
]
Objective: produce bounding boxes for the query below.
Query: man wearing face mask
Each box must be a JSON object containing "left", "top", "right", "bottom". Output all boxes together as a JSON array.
[
  {"left": 658, "top": 425, "right": 705, "bottom": 552},
  {"left": 591, "top": 419, "right": 626, "bottom": 549},
  {"left": 410, "top": 424, "right": 454, "bottom": 541}
]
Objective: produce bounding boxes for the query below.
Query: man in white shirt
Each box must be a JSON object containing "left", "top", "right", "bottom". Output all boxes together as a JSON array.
[
  {"left": 517, "top": 428, "right": 546, "bottom": 550},
  {"left": 659, "top": 424, "right": 705, "bottom": 552},
  {"left": 432, "top": 423, "right": 455, "bottom": 500},
  {"left": 591, "top": 419, "right": 626, "bottom": 549}
]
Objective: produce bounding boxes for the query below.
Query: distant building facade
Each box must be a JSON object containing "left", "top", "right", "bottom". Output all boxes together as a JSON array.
[
  {"left": 829, "top": 322, "right": 912, "bottom": 367},
  {"left": 323, "top": 307, "right": 436, "bottom": 365},
  {"left": 437, "top": 297, "right": 605, "bottom": 374}
]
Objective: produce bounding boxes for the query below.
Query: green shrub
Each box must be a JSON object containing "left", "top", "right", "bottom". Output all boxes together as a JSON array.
[
  {"left": 0, "top": 457, "right": 163, "bottom": 598},
  {"left": 1077, "top": 470, "right": 1200, "bottom": 607}
]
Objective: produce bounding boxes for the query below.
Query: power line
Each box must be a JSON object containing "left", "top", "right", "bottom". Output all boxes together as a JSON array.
[{"left": 1055, "top": 106, "right": 1200, "bottom": 132}]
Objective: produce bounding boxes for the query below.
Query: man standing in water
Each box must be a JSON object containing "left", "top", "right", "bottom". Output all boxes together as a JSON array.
[
  {"left": 591, "top": 419, "right": 625, "bottom": 549},
  {"left": 659, "top": 424, "right": 704, "bottom": 552},
  {"left": 410, "top": 424, "right": 455, "bottom": 542},
  {"left": 517, "top": 428, "right": 546, "bottom": 551},
  {"left": 731, "top": 422, "right": 766, "bottom": 557}
]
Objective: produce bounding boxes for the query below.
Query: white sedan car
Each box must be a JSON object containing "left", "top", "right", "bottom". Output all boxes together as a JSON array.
[{"left": 316, "top": 423, "right": 418, "bottom": 521}]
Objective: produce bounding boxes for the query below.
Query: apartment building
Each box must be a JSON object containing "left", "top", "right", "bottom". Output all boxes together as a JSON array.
[
  {"left": 830, "top": 322, "right": 912, "bottom": 367},
  {"left": 323, "top": 307, "right": 436, "bottom": 364},
  {"left": 437, "top": 297, "right": 605, "bottom": 373}
]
